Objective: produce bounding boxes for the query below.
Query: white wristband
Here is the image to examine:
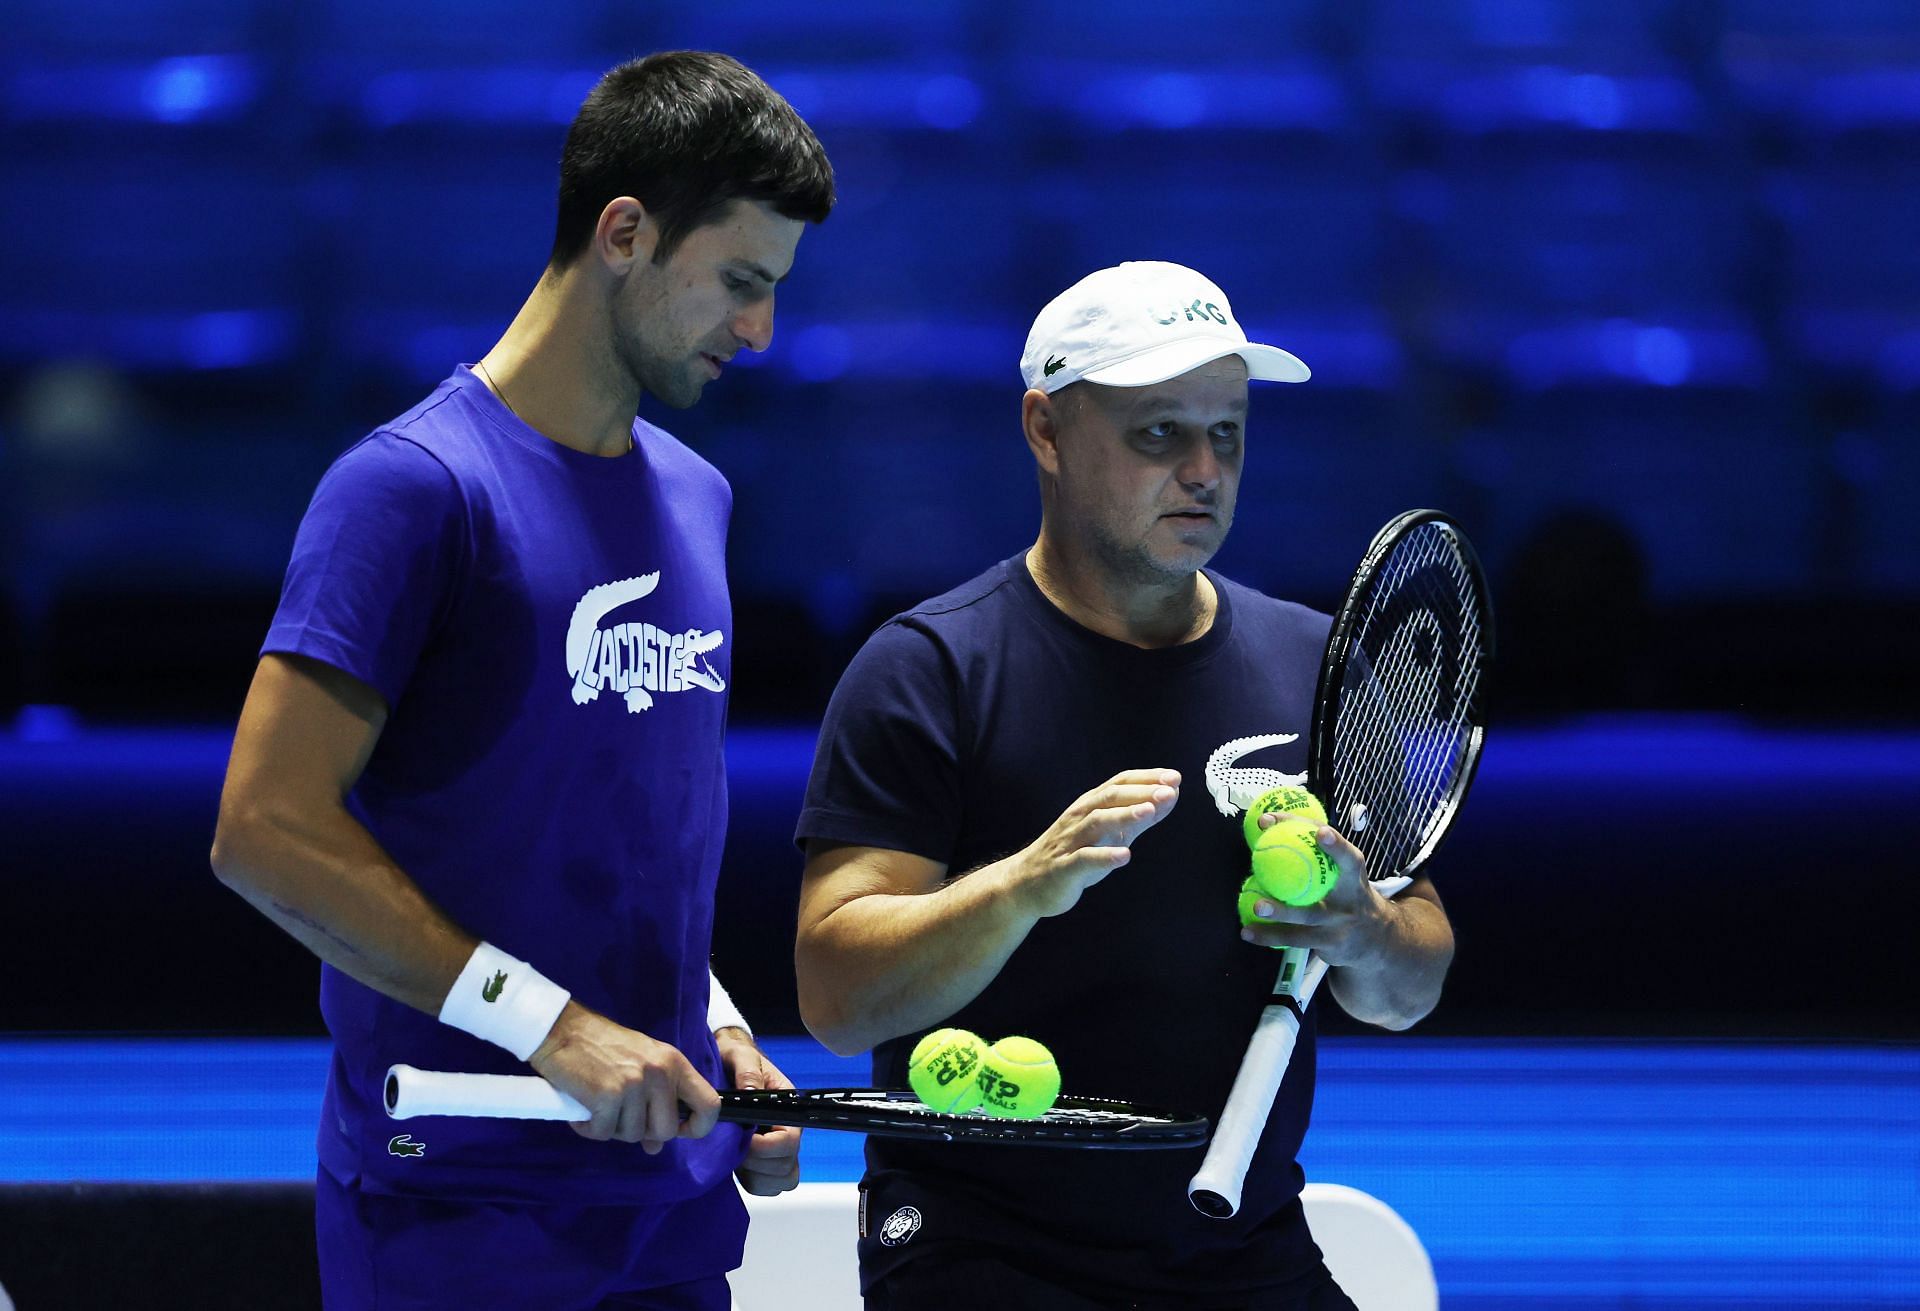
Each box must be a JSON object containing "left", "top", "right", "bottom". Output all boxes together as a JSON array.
[
  {"left": 439, "top": 943, "right": 571, "bottom": 1061},
  {"left": 707, "top": 968, "right": 750, "bottom": 1038}
]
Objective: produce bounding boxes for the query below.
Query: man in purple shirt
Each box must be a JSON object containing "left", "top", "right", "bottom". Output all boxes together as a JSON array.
[{"left": 212, "top": 53, "right": 833, "bottom": 1309}]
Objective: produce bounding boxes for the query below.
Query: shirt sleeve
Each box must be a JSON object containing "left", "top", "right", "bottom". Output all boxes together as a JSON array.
[
  {"left": 794, "top": 617, "right": 966, "bottom": 865},
  {"left": 261, "top": 432, "right": 466, "bottom": 710}
]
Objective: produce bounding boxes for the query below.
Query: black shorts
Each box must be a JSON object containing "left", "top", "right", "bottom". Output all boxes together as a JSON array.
[{"left": 863, "top": 1242, "right": 1358, "bottom": 1311}]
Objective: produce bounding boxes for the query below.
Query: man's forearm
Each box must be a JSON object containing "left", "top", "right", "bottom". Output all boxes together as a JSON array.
[
  {"left": 797, "top": 861, "right": 1039, "bottom": 1056},
  {"left": 211, "top": 796, "right": 476, "bottom": 1015},
  {"left": 1328, "top": 893, "right": 1455, "bottom": 1030}
]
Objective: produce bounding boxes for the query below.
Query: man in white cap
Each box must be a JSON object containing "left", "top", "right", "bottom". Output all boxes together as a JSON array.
[{"left": 791, "top": 262, "right": 1455, "bottom": 1307}]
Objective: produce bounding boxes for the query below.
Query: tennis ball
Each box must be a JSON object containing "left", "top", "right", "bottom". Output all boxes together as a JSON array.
[
  {"left": 1248, "top": 820, "right": 1339, "bottom": 907},
  {"left": 908, "top": 1028, "right": 987, "bottom": 1113},
  {"left": 1242, "top": 786, "right": 1328, "bottom": 849},
  {"left": 975, "top": 1036, "right": 1061, "bottom": 1119},
  {"left": 1236, "top": 874, "right": 1266, "bottom": 929}
]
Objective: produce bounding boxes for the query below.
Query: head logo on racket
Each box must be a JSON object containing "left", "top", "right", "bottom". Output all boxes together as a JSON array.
[{"left": 878, "top": 1206, "right": 923, "bottom": 1247}]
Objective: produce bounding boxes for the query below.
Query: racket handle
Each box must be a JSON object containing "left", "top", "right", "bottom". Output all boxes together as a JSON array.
[
  {"left": 1187, "top": 874, "right": 1413, "bottom": 1217},
  {"left": 385, "top": 1065, "right": 589, "bottom": 1121},
  {"left": 1188, "top": 995, "right": 1309, "bottom": 1218}
]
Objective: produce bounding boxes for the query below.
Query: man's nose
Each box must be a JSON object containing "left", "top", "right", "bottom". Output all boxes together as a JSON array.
[
  {"left": 734, "top": 296, "right": 774, "bottom": 353},
  {"left": 1179, "top": 438, "right": 1222, "bottom": 490}
]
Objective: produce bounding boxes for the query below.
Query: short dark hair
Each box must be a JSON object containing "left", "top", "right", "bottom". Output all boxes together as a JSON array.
[{"left": 550, "top": 51, "right": 835, "bottom": 269}]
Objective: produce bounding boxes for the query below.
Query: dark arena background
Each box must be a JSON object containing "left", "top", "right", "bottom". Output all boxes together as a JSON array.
[{"left": 2, "top": 2, "right": 1917, "bottom": 1307}]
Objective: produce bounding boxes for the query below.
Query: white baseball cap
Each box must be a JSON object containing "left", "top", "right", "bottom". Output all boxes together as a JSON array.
[{"left": 1019, "top": 261, "right": 1310, "bottom": 394}]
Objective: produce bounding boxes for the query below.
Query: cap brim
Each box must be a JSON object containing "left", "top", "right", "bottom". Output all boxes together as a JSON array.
[{"left": 1078, "top": 338, "right": 1310, "bottom": 389}]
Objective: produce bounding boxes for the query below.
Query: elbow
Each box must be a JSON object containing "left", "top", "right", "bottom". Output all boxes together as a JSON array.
[
  {"left": 796, "top": 980, "right": 869, "bottom": 1058},
  {"left": 1371, "top": 1005, "right": 1430, "bottom": 1033},
  {"left": 209, "top": 800, "right": 269, "bottom": 892},
  {"left": 794, "top": 949, "right": 871, "bottom": 1058},
  {"left": 804, "top": 1017, "right": 868, "bottom": 1060},
  {"left": 1372, "top": 974, "right": 1448, "bottom": 1031},
  {"left": 209, "top": 816, "right": 244, "bottom": 888}
]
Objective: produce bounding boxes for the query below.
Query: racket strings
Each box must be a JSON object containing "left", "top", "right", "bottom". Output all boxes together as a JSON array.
[
  {"left": 823, "top": 1095, "right": 1163, "bottom": 1126},
  {"left": 1331, "top": 523, "right": 1487, "bottom": 879}
]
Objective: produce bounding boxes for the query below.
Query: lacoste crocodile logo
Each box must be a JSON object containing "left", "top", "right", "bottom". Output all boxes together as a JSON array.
[
  {"left": 565, "top": 571, "right": 727, "bottom": 712},
  {"left": 1043, "top": 355, "right": 1067, "bottom": 377},
  {"left": 481, "top": 970, "right": 507, "bottom": 1003},
  {"left": 1204, "top": 733, "right": 1306, "bottom": 817},
  {"left": 387, "top": 1134, "right": 426, "bottom": 1158}
]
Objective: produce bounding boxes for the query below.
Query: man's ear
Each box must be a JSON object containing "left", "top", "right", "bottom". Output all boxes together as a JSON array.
[
  {"left": 595, "top": 196, "right": 657, "bottom": 271},
  {"left": 1023, "top": 388, "right": 1064, "bottom": 476}
]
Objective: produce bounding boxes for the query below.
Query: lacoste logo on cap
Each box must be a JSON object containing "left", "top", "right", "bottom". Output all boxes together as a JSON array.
[{"left": 1043, "top": 355, "right": 1067, "bottom": 377}]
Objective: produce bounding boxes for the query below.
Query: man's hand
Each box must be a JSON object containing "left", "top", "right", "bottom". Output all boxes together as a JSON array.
[
  {"left": 1004, "top": 769, "right": 1181, "bottom": 918},
  {"left": 529, "top": 1002, "right": 720, "bottom": 1154},
  {"left": 1238, "top": 819, "right": 1392, "bottom": 967},
  {"left": 716, "top": 1027, "right": 802, "bottom": 1197}
]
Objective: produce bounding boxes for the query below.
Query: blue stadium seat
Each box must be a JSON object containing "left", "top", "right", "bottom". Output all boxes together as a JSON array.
[
  {"left": 0, "top": 153, "right": 301, "bottom": 372},
  {"left": 3, "top": 54, "right": 270, "bottom": 130},
  {"left": 1026, "top": 133, "right": 1404, "bottom": 391},
  {"left": 1210, "top": 389, "right": 1449, "bottom": 602},
  {"left": 648, "top": 1, "right": 976, "bottom": 67},
  {"left": 1770, "top": 150, "right": 1920, "bottom": 391},
  {"left": 1008, "top": 57, "right": 1351, "bottom": 136},
  {"left": 319, "top": 143, "right": 557, "bottom": 384},
  {"left": 1004, "top": 0, "right": 1339, "bottom": 66},
  {"left": 1407, "top": 135, "right": 1767, "bottom": 384},
  {"left": 1454, "top": 389, "right": 1825, "bottom": 600},
  {"left": 287, "top": 0, "right": 632, "bottom": 138},
  {"left": 751, "top": 137, "right": 1023, "bottom": 382},
  {"left": 1362, "top": 0, "right": 1685, "bottom": 56},
  {"left": 295, "top": 0, "right": 609, "bottom": 67},
  {"left": 1034, "top": 145, "right": 1390, "bottom": 304},
  {"left": 1, "top": 6, "right": 291, "bottom": 377},
  {"left": 1721, "top": 1, "right": 1920, "bottom": 140},
  {"left": 1852, "top": 400, "right": 1920, "bottom": 595},
  {"left": 8, "top": 0, "right": 268, "bottom": 59},
  {"left": 710, "top": 383, "right": 1030, "bottom": 609},
  {"left": 1358, "top": 0, "right": 1704, "bottom": 139}
]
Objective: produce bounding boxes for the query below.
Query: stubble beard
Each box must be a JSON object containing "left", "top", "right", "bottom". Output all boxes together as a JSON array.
[
  {"left": 1084, "top": 512, "right": 1220, "bottom": 590},
  {"left": 611, "top": 293, "right": 702, "bottom": 411}
]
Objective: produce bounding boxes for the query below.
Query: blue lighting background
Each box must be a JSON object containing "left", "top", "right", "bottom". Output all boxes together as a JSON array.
[{"left": 4, "top": 2, "right": 1919, "bottom": 1307}]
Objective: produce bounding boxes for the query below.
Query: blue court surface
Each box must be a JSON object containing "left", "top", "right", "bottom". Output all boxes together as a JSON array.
[{"left": 2, "top": 1035, "right": 1914, "bottom": 1309}]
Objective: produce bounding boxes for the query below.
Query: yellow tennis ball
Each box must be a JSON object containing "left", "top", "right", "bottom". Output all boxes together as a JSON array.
[
  {"left": 974, "top": 1036, "right": 1061, "bottom": 1119},
  {"left": 1249, "top": 820, "right": 1339, "bottom": 907},
  {"left": 1236, "top": 873, "right": 1266, "bottom": 929},
  {"left": 907, "top": 1028, "right": 986, "bottom": 1113},
  {"left": 1236, "top": 869, "right": 1324, "bottom": 933},
  {"left": 1242, "top": 786, "right": 1329, "bottom": 849}
]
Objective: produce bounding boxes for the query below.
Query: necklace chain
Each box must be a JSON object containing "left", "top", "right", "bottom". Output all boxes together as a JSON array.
[
  {"left": 475, "top": 358, "right": 633, "bottom": 453},
  {"left": 476, "top": 360, "right": 518, "bottom": 419}
]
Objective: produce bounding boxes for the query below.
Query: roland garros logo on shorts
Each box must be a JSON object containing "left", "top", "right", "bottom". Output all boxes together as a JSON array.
[{"left": 878, "top": 1206, "right": 923, "bottom": 1247}]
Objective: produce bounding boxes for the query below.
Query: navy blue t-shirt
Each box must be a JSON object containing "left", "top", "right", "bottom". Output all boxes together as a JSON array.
[
  {"left": 797, "top": 554, "right": 1336, "bottom": 1301},
  {"left": 264, "top": 367, "right": 745, "bottom": 1235}
]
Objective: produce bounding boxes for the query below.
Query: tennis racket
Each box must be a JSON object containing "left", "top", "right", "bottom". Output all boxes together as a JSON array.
[
  {"left": 1188, "top": 508, "right": 1494, "bottom": 1218},
  {"left": 384, "top": 1064, "right": 1207, "bottom": 1150}
]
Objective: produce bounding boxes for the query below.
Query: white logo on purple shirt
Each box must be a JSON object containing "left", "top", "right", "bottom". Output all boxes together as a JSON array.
[{"left": 566, "top": 572, "right": 727, "bottom": 712}]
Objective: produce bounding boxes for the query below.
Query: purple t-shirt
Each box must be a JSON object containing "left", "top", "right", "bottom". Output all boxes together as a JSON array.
[
  {"left": 796, "top": 555, "right": 1336, "bottom": 1300},
  {"left": 265, "top": 367, "right": 745, "bottom": 1214}
]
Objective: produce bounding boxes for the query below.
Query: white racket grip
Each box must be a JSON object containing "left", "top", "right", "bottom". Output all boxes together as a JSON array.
[
  {"left": 384, "top": 1065, "right": 589, "bottom": 1122},
  {"left": 1187, "top": 997, "right": 1306, "bottom": 1218},
  {"left": 1187, "top": 874, "right": 1413, "bottom": 1217}
]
